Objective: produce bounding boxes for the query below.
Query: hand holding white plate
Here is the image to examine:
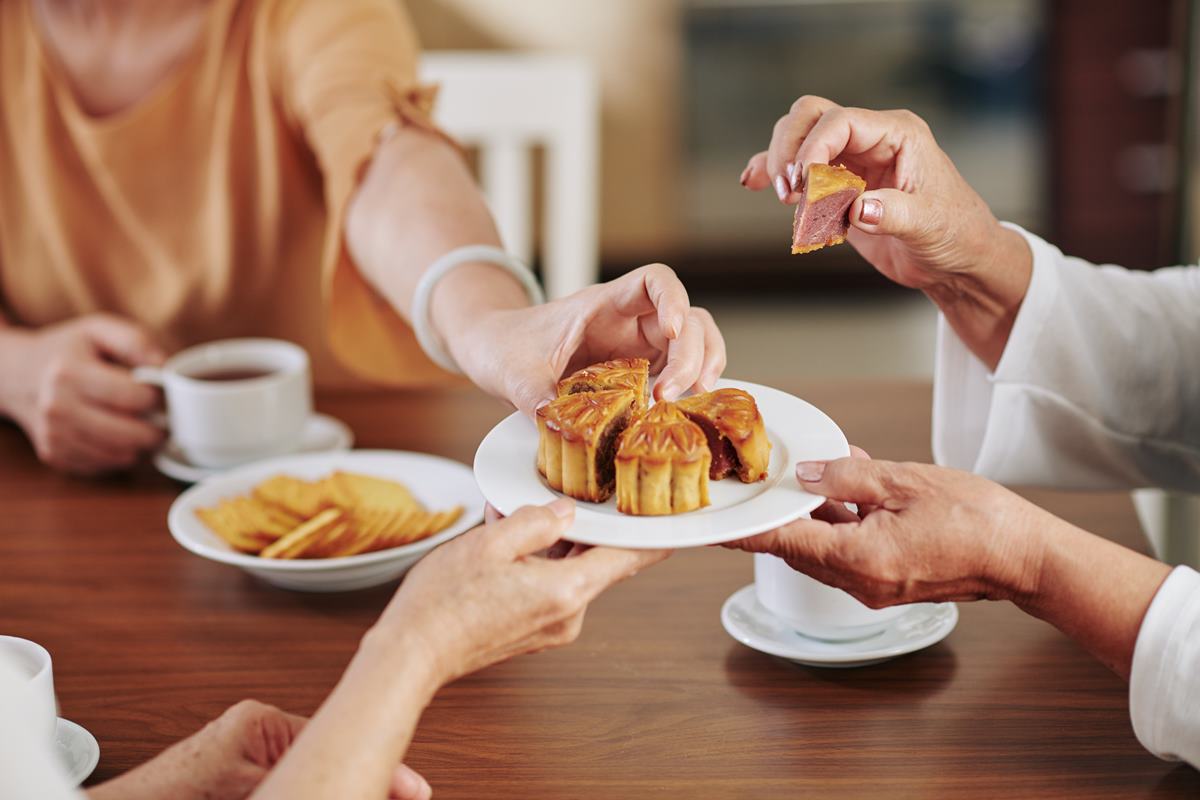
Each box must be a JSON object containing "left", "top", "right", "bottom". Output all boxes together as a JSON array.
[{"left": 473, "top": 379, "right": 849, "bottom": 549}]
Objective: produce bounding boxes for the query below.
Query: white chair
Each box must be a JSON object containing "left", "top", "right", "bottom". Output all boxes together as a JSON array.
[{"left": 420, "top": 52, "right": 600, "bottom": 299}]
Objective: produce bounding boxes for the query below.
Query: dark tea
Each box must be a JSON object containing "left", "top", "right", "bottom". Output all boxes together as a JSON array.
[{"left": 188, "top": 367, "right": 274, "bottom": 382}]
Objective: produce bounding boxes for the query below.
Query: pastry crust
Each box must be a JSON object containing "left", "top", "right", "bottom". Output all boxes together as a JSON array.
[
  {"left": 537, "top": 389, "right": 638, "bottom": 502},
  {"left": 676, "top": 388, "right": 771, "bottom": 482},
  {"left": 615, "top": 403, "right": 710, "bottom": 516},
  {"left": 557, "top": 357, "right": 650, "bottom": 412}
]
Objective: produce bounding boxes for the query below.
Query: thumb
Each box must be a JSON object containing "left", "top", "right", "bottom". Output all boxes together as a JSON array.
[
  {"left": 388, "top": 764, "right": 432, "bottom": 800},
  {"left": 795, "top": 456, "right": 904, "bottom": 508},
  {"left": 81, "top": 315, "right": 166, "bottom": 367},
  {"left": 849, "top": 188, "right": 935, "bottom": 243},
  {"left": 510, "top": 371, "right": 558, "bottom": 420},
  {"left": 489, "top": 499, "right": 575, "bottom": 557}
]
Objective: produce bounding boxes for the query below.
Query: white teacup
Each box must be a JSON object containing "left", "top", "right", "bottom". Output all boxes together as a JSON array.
[
  {"left": 754, "top": 553, "right": 906, "bottom": 642},
  {"left": 135, "top": 338, "right": 312, "bottom": 469},
  {"left": 0, "top": 636, "right": 58, "bottom": 745}
]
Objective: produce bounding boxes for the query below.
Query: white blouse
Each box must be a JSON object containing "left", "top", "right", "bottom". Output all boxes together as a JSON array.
[{"left": 932, "top": 223, "right": 1200, "bottom": 768}]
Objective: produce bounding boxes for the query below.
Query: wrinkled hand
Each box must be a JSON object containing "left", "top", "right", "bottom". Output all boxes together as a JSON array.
[
  {"left": 452, "top": 264, "right": 725, "bottom": 417},
  {"left": 88, "top": 700, "right": 432, "bottom": 800},
  {"left": 0, "top": 314, "right": 166, "bottom": 474},
  {"left": 740, "top": 95, "right": 1024, "bottom": 295},
  {"left": 378, "top": 499, "right": 670, "bottom": 684},
  {"left": 725, "top": 455, "right": 1048, "bottom": 608}
]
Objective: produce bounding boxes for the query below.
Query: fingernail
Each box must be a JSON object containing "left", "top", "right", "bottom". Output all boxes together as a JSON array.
[
  {"left": 535, "top": 398, "right": 551, "bottom": 413},
  {"left": 548, "top": 497, "right": 575, "bottom": 518},
  {"left": 785, "top": 162, "right": 795, "bottom": 185},
  {"left": 791, "top": 162, "right": 804, "bottom": 191},
  {"left": 774, "top": 175, "right": 789, "bottom": 202},
  {"left": 859, "top": 198, "right": 883, "bottom": 226},
  {"left": 796, "top": 461, "right": 826, "bottom": 482},
  {"left": 739, "top": 165, "right": 751, "bottom": 186},
  {"left": 668, "top": 315, "right": 683, "bottom": 339}
]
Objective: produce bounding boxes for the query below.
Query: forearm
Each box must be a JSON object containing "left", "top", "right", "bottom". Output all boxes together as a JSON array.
[
  {"left": 345, "top": 127, "right": 531, "bottom": 364},
  {"left": 924, "top": 224, "right": 1031, "bottom": 371},
  {"left": 249, "top": 629, "right": 440, "bottom": 799},
  {"left": 1013, "top": 516, "right": 1172, "bottom": 679}
]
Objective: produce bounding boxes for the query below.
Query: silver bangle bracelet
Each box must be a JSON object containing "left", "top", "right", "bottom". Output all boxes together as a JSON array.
[{"left": 411, "top": 245, "right": 546, "bottom": 374}]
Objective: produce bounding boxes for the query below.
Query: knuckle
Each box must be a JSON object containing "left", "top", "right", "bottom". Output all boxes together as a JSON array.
[{"left": 226, "top": 698, "right": 268, "bottom": 723}]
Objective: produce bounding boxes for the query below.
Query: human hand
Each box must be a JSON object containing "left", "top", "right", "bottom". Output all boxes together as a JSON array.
[
  {"left": 375, "top": 499, "right": 671, "bottom": 685},
  {"left": 87, "top": 700, "right": 432, "bottom": 800},
  {"left": 449, "top": 264, "right": 725, "bottom": 417},
  {"left": 725, "top": 456, "right": 1050, "bottom": 607},
  {"left": 0, "top": 314, "right": 167, "bottom": 474},
  {"left": 741, "top": 95, "right": 1027, "bottom": 290},
  {"left": 740, "top": 96, "right": 1031, "bottom": 368}
]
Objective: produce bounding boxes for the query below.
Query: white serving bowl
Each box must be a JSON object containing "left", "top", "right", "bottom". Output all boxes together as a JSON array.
[{"left": 168, "top": 450, "right": 484, "bottom": 592}]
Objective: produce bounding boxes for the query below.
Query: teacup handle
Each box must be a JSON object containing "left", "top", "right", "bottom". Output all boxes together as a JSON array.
[
  {"left": 131, "top": 367, "right": 169, "bottom": 430},
  {"left": 131, "top": 366, "right": 164, "bottom": 387}
]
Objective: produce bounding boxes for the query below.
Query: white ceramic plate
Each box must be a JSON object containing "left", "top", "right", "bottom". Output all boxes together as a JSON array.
[
  {"left": 56, "top": 717, "right": 99, "bottom": 786},
  {"left": 168, "top": 450, "right": 483, "bottom": 592},
  {"left": 721, "top": 584, "right": 958, "bottom": 668},
  {"left": 155, "top": 413, "right": 354, "bottom": 484},
  {"left": 473, "top": 379, "right": 849, "bottom": 549}
]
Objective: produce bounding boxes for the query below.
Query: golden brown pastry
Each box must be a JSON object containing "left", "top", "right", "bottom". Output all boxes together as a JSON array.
[
  {"left": 676, "top": 388, "right": 771, "bottom": 482},
  {"left": 615, "top": 402, "right": 710, "bottom": 516},
  {"left": 791, "top": 163, "right": 867, "bottom": 255},
  {"left": 557, "top": 357, "right": 650, "bottom": 412},
  {"left": 537, "top": 389, "right": 638, "bottom": 502}
]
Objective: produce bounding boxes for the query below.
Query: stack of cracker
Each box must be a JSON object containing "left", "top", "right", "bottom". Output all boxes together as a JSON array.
[{"left": 197, "top": 471, "right": 463, "bottom": 559}]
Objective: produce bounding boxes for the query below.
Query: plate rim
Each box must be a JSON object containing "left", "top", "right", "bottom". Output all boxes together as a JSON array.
[
  {"left": 168, "top": 449, "right": 484, "bottom": 571},
  {"left": 473, "top": 379, "right": 850, "bottom": 549},
  {"left": 720, "top": 584, "right": 959, "bottom": 664}
]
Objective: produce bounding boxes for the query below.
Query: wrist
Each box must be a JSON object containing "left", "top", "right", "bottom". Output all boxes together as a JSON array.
[
  {"left": 0, "top": 326, "right": 34, "bottom": 419},
  {"left": 357, "top": 625, "right": 444, "bottom": 704},
  {"left": 923, "top": 224, "right": 1031, "bottom": 370},
  {"left": 431, "top": 262, "right": 530, "bottom": 356}
]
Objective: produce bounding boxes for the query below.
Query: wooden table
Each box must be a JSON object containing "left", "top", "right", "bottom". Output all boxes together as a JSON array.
[{"left": 2, "top": 381, "right": 1197, "bottom": 798}]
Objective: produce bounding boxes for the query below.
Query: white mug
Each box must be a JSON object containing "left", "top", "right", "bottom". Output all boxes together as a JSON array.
[
  {"left": 0, "top": 636, "right": 58, "bottom": 745},
  {"left": 135, "top": 338, "right": 312, "bottom": 469},
  {"left": 754, "top": 553, "right": 906, "bottom": 641}
]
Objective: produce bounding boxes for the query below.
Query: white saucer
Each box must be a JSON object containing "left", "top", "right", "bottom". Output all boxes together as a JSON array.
[
  {"left": 154, "top": 413, "right": 354, "bottom": 483},
  {"left": 56, "top": 717, "right": 99, "bottom": 786},
  {"left": 721, "top": 584, "right": 958, "bottom": 668},
  {"left": 474, "top": 379, "right": 849, "bottom": 549}
]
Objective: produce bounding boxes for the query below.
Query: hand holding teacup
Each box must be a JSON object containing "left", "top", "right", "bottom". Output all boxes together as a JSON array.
[{"left": 0, "top": 314, "right": 166, "bottom": 474}]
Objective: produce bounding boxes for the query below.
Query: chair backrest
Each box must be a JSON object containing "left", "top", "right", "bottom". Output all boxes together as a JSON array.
[{"left": 420, "top": 52, "right": 600, "bottom": 299}]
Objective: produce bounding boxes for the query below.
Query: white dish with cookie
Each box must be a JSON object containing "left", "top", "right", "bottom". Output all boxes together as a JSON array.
[{"left": 168, "top": 450, "right": 483, "bottom": 592}]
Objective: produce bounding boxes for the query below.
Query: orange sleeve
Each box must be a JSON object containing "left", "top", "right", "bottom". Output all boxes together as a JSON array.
[{"left": 270, "top": 0, "right": 459, "bottom": 386}]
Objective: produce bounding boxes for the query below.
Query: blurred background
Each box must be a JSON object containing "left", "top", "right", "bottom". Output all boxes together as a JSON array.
[{"left": 411, "top": 0, "right": 1197, "bottom": 564}]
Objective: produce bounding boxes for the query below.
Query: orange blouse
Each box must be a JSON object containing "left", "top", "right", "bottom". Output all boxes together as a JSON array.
[{"left": 0, "top": 0, "right": 452, "bottom": 387}]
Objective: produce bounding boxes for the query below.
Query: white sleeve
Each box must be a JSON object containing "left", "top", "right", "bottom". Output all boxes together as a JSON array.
[
  {"left": 0, "top": 655, "right": 85, "bottom": 800},
  {"left": 932, "top": 223, "right": 1200, "bottom": 491},
  {"left": 1130, "top": 566, "right": 1200, "bottom": 767}
]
